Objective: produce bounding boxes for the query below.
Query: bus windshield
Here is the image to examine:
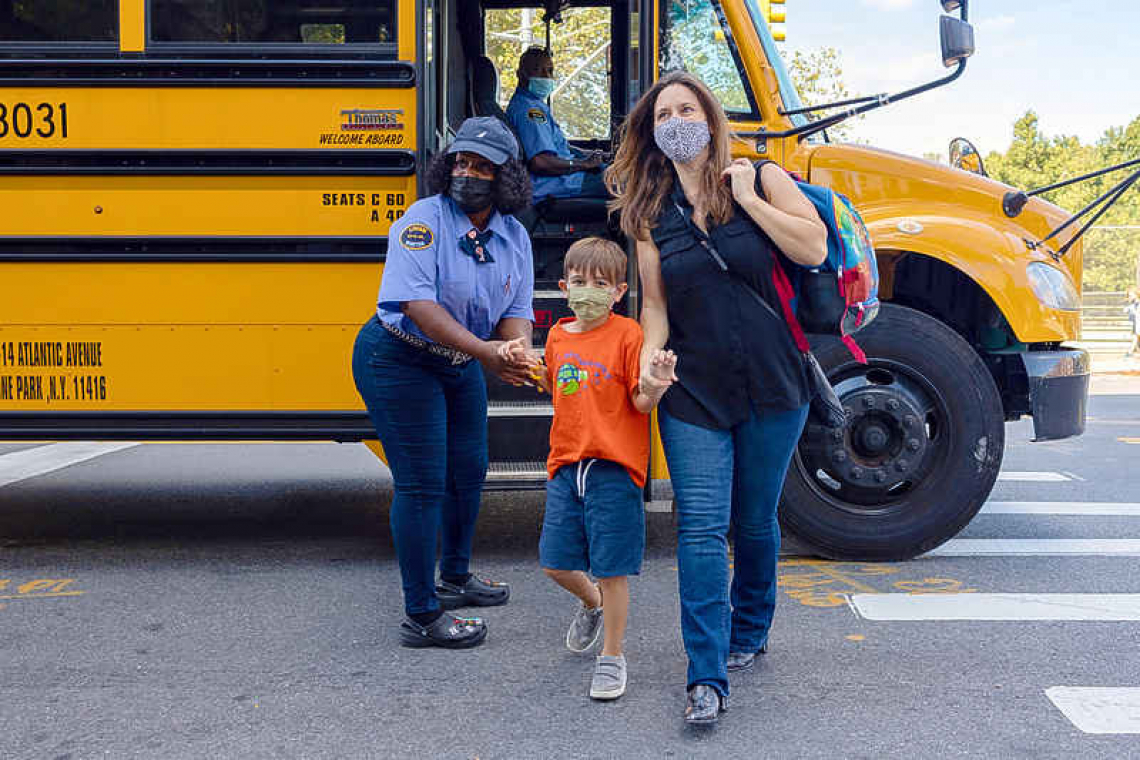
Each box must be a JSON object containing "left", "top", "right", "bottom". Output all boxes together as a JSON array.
[{"left": 742, "top": 0, "right": 807, "bottom": 128}]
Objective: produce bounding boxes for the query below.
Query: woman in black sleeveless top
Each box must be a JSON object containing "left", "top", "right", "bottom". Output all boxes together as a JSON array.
[{"left": 605, "top": 71, "right": 827, "bottom": 726}]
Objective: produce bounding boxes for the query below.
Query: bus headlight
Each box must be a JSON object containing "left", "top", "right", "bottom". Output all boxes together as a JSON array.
[{"left": 1026, "top": 262, "right": 1081, "bottom": 312}]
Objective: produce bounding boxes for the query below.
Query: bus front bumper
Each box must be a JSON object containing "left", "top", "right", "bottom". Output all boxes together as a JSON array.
[{"left": 1022, "top": 347, "right": 1090, "bottom": 442}]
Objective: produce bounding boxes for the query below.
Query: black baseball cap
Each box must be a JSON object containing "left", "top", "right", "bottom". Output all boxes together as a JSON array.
[{"left": 447, "top": 117, "right": 519, "bottom": 166}]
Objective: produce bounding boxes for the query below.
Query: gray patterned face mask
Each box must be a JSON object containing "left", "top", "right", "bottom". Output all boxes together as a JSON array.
[{"left": 653, "top": 117, "right": 711, "bottom": 164}]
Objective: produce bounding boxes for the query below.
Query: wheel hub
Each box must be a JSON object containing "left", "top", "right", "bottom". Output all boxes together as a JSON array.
[{"left": 808, "top": 383, "right": 930, "bottom": 493}]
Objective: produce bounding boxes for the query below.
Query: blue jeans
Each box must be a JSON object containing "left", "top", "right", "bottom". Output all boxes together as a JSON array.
[
  {"left": 659, "top": 402, "right": 809, "bottom": 697},
  {"left": 577, "top": 168, "right": 610, "bottom": 198},
  {"left": 540, "top": 459, "right": 645, "bottom": 578},
  {"left": 351, "top": 316, "right": 489, "bottom": 616}
]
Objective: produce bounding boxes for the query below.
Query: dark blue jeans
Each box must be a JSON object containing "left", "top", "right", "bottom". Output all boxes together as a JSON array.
[
  {"left": 352, "top": 316, "right": 489, "bottom": 616},
  {"left": 659, "top": 402, "right": 809, "bottom": 698}
]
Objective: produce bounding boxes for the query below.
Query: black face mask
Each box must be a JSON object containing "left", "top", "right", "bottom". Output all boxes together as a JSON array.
[{"left": 449, "top": 175, "right": 494, "bottom": 213}]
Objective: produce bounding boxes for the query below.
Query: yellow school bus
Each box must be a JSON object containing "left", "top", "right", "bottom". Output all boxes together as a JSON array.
[{"left": 0, "top": 0, "right": 1088, "bottom": 560}]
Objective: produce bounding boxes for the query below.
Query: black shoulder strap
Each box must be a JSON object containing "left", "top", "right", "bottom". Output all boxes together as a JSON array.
[
  {"left": 670, "top": 197, "right": 793, "bottom": 344},
  {"left": 752, "top": 159, "right": 776, "bottom": 201}
]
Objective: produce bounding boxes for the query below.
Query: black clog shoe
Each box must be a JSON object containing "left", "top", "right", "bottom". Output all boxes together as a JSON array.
[
  {"left": 435, "top": 574, "right": 511, "bottom": 610},
  {"left": 399, "top": 613, "right": 487, "bottom": 649}
]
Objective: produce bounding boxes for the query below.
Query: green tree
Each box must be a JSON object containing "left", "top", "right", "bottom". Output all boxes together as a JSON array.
[
  {"left": 787, "top": 47, "right": 855, "bottom": 142},
  {"left": 986, "top": 111, "right": 1140, "bottom": 292}
]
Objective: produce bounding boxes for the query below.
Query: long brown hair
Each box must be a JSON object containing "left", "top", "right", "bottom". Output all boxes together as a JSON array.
[{"left": 605, "top": 71, "right": 735, "bottom": 240}]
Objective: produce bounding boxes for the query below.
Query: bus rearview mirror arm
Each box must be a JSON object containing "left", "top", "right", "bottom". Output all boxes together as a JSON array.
[{"left": 738, "top": 59, "right": 968, "bottom": 143}]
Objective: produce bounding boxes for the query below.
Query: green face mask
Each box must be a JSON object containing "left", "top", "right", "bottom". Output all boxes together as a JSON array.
[{"left": 566, "top": 285, "right": 614, "bottom": 323}]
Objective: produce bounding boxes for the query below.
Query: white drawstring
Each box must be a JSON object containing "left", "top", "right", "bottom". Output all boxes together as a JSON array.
[{"left": 576, "top": 458, "right": 598, "bottom": 499}]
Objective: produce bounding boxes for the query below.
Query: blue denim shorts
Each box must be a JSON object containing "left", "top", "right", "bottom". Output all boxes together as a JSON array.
[{"left": 539, "top": 459, "right": 645, "bottom": 578}]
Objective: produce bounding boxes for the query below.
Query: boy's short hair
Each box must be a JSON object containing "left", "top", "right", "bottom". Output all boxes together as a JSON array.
[{"left": 563, "top": 237, "right": 627, "bottom": 284}]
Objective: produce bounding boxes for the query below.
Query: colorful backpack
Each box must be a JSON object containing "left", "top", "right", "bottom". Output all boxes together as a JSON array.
[{"left": 758, "top": 162, "right": 880, "bottom": 362}]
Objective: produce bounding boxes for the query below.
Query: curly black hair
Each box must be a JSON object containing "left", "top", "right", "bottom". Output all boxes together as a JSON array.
[{"left": 424, "top": 152, "right": 533, "bottom": 216}]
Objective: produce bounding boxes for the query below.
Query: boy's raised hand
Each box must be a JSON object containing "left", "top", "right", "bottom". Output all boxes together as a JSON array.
[
  {"left": 497, "top": 336, "right": 534, "bottom": 366},
  {"left": 639, "top": 349, "right": 677, "bottom": 401},
  {"left": 648, "top": 349, "right": 677, "bottom": 382}
]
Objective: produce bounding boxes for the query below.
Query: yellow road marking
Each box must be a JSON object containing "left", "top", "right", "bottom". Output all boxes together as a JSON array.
[
  {"left": 806, "top": 564, "right": 880, "bottom": 594},
  {"left": 1120, "top": 438, "right": 1140, "bottom": 445},
  {"left": 0, "top": 578, "right": 84, "bottom": 605},
  {"left": 777, "top": 562, "right": 976, "bottom": 609},
  {"left": 0, "top": 591, "right": 85, "bottom": 600}
]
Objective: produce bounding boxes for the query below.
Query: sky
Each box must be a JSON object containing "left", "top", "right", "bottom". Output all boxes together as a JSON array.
[{"left": 782, "top": 0, "right": 1138, "bottom": 159}]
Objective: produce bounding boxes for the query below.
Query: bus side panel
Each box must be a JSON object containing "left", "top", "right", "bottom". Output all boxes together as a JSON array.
[
  {"left": 0, "top": 83, "right": 416, "bottom": 421},
  {"left": 0, "top": 322, "right": 377, "bottom": 412},
  {"left": 0, "top": 88, "right": 416, "bottom": 151},
  {"left": 0, "top": 177, "right": 411, "bottom": 236}
]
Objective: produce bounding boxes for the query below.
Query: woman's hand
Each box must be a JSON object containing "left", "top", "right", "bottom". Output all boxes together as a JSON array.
[
  {"left": 721, "top": 158, "right": 760, "bottom": 206},
  {"left": 480, "top": 338, "right": 540, "bottom": 386},
  {"left": 738, "top": 163, "right": 829, "bottom": 267},
  {"left": 496, "top": 336, "right": 530, "bottom": 364}
]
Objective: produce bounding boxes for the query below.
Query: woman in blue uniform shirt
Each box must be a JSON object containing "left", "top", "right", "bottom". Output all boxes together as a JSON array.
[{"left": 352, "top": 117, "right": 536, "bottom": 649}]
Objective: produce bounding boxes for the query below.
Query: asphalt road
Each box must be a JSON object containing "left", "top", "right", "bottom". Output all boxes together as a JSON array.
[{"left": 1, "top": 385, "right": 1139, "bottom": 759}]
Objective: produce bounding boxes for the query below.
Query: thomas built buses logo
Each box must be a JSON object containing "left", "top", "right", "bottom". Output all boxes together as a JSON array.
[
  {"left": 319, "top": 108, "right": 406, "bottom": 146},
  {"left": 341, "top": 108, "right": 404, "bottom": 131}
]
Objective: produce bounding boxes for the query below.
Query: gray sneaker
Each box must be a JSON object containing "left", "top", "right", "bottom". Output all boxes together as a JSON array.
[
  {"left": 566, "top": 600, "right": 604, "bottom": 653},
  {"left": 590, "top": 654, "right": 627, "bottom": 700}
]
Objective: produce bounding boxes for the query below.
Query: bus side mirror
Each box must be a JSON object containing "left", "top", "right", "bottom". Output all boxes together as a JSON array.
[
  {"left": 940, "top": 15, "right": 975, "bottom": 67},
  {"left": 949, "top": 137, "right": 987, "bottom": 177}
]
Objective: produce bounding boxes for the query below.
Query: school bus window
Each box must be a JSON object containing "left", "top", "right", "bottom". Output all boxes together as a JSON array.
[
  {"left": 483, "top": 6, "right": 613, "bottom": 141},
  {"left": 150, "top": 0, "right": 395, "bottom": 44},
  {"left": 0, "top": 0, "right": 117, "bottom": 42},
  {"left": 301, "top": 24, "right": 344, "bottom": 44},
  {"left": 659, "top": 0, "right": 755, "bottom": 116}
]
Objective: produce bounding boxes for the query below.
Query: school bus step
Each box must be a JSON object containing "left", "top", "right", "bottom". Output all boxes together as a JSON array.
[
  {"left": 484, "top": 460, "right": 547, "bottom": 491},
  {"left": 488, "top": 400, "right": 553, "bottom": 417}
]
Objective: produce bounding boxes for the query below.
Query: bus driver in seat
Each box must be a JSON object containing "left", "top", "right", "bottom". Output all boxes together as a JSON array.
[{"left": 506, "top": 46, "right": 609, "bottom": 204}]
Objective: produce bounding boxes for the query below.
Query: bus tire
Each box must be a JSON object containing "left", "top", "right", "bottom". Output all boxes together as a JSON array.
[{"left": 779, "top": 304, "right": 1004, "bottom": 561}]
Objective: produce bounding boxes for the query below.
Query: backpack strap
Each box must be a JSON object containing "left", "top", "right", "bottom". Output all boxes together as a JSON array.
[
  {"left": 769, "top": 258, "right": 812, "bottom": 353},
  {"left": 752, "top": 159, "right": 776, "bottom": 201}
]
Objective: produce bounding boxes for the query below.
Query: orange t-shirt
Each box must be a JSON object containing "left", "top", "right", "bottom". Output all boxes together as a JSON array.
[{"left": 544, "top": 314, "right": 649, "bottom": 488}]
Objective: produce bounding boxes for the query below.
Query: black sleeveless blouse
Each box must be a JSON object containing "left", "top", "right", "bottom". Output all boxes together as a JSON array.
[{"left": 651, "top": 181, "right": 808, "bottom": 430}]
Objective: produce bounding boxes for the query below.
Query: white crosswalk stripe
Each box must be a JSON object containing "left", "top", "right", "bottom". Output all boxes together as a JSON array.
[
  {"left": 0, "top": 442, "right": 139, "bottom": 488},
  {"left": 1046, "top": 688, "right": 1140, "bottom": 734},
  {"left": 981, "top": 501, "right": 1140, "bottom": 515},
  {"left": 851, "top": 593, "right": 1140, "bottom": 621},
  {"left": 926, "top": 538, "right": 1140, "bottom": 556},
  {"left": 996, "top": 471, "right": 1074, "bottom": 482}
]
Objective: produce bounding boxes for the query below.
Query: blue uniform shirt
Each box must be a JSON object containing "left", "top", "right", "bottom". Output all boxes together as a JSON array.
[
  {"left": 377, "top": 194, "right": 534, "bottom": 343},
  {"left": 505, "top": 86, "right": 585, "bottom": 202}
]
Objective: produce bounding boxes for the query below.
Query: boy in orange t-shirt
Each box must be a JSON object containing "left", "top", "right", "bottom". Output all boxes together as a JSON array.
[{"left": 524, "top": 237, "right": 675, "bottom": 701}]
